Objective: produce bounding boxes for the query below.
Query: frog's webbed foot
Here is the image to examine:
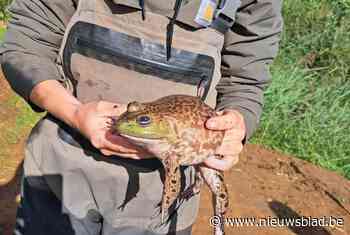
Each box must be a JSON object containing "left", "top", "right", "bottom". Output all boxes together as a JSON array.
[
  {"left": 161, "top": 155, "right": 181, "bottom": 223},
  {"left": 199, "top": 166, "right": 229, "bottom": 235},
  {"left": 181, "top": 166, "right": 203, "bottom": 200}
]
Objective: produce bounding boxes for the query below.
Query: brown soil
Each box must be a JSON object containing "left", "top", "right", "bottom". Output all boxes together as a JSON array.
[
  {"left": 0, "top": 74, "right": 26, "bottom": 235},
  {"left": 0, "top": 75, "right": 349, "bottom": 235},
  {"left": 193, "top": 145, "right": 350, "bottom": 235},
  {"left": 0, "top": 21, "right": 6, "bottom": 29}
]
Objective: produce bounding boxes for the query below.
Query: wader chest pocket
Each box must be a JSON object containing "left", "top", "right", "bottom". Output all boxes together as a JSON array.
[{"left": 63, "top": 22, "right": 215, "bottom": 100}]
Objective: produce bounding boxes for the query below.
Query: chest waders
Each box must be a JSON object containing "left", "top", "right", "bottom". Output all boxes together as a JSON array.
[{"left": 21, "top": 0, "right": 241, "bottom": 234}]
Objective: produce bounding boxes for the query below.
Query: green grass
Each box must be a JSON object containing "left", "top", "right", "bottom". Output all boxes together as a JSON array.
[
  {"left": 1, "top": 95, "right": 40, "bottom": 145},
  {"left": 252, "top": 0, "right": 350, "bottom": 179},
  {"left": 253, "top": 68, "right": 350, "bottom": 177},
  {"left": 0, "top": 24, "right": 41, "bottom": 163},
  {"left": 0, "top": 27, "right": 5, "bottom": 39}
]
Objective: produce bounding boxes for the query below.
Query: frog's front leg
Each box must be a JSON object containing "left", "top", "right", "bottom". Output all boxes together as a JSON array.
[
  {"left": 161, "top": 154, "right": 181, "bottom": 223},
  {"left": 199, "top": 166, "right": 229, "bottom": 235}
]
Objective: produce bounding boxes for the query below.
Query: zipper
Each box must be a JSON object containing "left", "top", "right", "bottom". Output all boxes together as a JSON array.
[{"left": 75, "top": 37, "right": 209, "bottom": 85}]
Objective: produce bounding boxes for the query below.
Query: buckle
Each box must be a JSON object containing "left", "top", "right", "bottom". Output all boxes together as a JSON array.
[{"left": 211, "top": 0, "right": 241, "bottom": 34}]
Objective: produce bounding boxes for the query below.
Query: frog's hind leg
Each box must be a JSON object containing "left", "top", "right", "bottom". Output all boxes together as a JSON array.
[
  {"left": 199, "top": 166, "right": 229, "bottom": 214},
  {"left": 199, "top": 166, "right": 229, "bottom": 235},
  {"left": 161, "top": 155, "right": 181, "bottom": 223},
  {"left": 181, "top": 166, "right": 204, "bottom": 200}
]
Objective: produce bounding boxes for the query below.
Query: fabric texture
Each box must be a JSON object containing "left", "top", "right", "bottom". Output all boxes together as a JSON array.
[
  {"left": 15, "top": 175, "right": 192, "bottom": 235},
  {"left": 216, "top": 0, "right": 283, "bottom": 139},
  {"left": 20, "top": 116, "right": 199, "bottom": 234},
  {"left": 0, "top": 0, "right": 283, "bottom": 139},
  {"left": 0, "top": 0, "right": 283, "bottom": 234},
  {"left": 0, "top": 0, "right": 77, "bottom": 111},
  {"left": 59, "top": 0, "right": 224, "bottom": 108}
]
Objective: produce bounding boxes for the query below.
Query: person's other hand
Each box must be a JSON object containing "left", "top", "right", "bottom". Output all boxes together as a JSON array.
[
  {"left": 204, "top": 109, "right": 246, "bottom": 171},
  {"left": 72, "top": 101, "right": 152, "bottom": 159}
]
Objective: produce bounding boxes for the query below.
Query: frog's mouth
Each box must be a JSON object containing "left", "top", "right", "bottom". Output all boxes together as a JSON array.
[
  {"left": 119, "top": 133, "right": 164, "bottom": 145},
  {"left": 119, "top": 133, "right": 171, "bottom": 154}
]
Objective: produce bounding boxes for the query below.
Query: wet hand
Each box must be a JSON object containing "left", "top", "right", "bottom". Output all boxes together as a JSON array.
[{"left": 204, "top": 109, "right": 246, "bottom": 171}]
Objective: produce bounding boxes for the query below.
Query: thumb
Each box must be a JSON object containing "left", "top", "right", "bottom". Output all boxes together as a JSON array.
[{"left": 206, "top": 112, "right": 235, "bottom": 131}]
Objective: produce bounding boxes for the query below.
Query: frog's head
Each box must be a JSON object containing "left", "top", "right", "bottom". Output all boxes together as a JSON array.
[{"left": 115, "top": 101, "right": 176, "bottom": 151}]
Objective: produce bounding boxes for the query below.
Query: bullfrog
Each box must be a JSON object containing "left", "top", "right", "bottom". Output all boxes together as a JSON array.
[{"left": 115, "top": 95, "right": 229, "bottom": 235}]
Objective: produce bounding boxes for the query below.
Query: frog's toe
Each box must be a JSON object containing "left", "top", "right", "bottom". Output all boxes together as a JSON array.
[{"left": 217, "top": 196, "right": 229, "bottom": 215}]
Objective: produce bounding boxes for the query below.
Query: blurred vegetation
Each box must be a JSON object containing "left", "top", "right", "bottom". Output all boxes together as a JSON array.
[
  {"left": 0, "top": 0, "right": 10, "bottom": 21},
  {"left": 252, "top": 0, "right": 350, "bottom": 179},
  {"left": 0, "top": 0, "right": 349, "bottom": 179},
  {"left": 0, "top": 26, "right": 6, "bottom": 37}
]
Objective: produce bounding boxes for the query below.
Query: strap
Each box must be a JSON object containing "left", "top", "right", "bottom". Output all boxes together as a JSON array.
[
  {"left": 166, "top": 0, "right": 184, "bottom": 60},
  {"left": 211, "top": 0, "right": 241, "bottom": 34}
]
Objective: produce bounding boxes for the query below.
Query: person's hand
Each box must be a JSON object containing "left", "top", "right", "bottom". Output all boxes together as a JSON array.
[
  {"left": 72, "top": 101, "right": 151, "bottom": 159},
  {"left": 204, "top": 109, "right": 246, "bottom": 171}
]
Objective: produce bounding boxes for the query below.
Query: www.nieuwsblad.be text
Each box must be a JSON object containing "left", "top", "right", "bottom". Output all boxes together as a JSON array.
[{"left": 209, "top": 216, "right": 344, "bottom": 228}]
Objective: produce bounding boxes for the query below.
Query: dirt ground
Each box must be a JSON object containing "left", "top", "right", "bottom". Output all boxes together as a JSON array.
[
  {"left": 0, "top": 76, "right": 349, "bottom": 235},
  {"left": 193, "top": 145, "right": 350, "bottom": 235}
]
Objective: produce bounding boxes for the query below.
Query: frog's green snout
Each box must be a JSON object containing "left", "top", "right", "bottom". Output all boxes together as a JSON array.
[{"left": 115, "top": 114, "right": 152, "bottom": 132}]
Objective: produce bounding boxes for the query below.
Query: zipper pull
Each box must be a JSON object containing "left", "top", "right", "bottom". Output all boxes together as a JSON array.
[{"left": 139, "top": 0, "right": 146, "bottom": 20}]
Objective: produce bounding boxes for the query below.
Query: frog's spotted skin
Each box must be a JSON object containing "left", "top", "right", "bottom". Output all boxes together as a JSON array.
[{"left": 115, "top": 95, "right": 229, "bottom": 235}]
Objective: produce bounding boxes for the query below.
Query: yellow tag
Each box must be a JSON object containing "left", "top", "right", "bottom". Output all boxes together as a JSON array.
[
  {"left": 204, "top": 4, "right": 214, "bottom": 21},
  {"left": 195, "top": 0, "right": 217, "bottom": 27}
]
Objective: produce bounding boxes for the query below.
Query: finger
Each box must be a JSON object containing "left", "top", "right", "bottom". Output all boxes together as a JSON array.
[
  {"left": 219, "top": 133, "right": 245, "bottom": 145},
  {"left": 216, "top": 130, "right": 245, "bottom": 155},
  {"left": 103, "top": 134, "right": 139, "bottom": 154},
  {"left": 204, "top": 155, "right": 239, "bottom": 171},
  {"left": 224, "top": 125, "right": 246, "bottom": 142},
  {"left": 90, "top": 131, "right": 138, "bottom": 153},
  {"left": 212, "top": 127, "right": 245, "bottom": 156},
  {"left": 105, "top": 117, "right": 115, "bottom": 126},
  {"left": 94, "top": 118, "right": 116, "bottom": 130},
  {"left": 100, "top": 148, "right": 155, "bottom": 159},
  {"left": 106, "top": 131, "right": 138, "bottom": 147},
  {"left": 216, "top": 141, "right": 243, "bottom": 156},
  {"left": 100, "top": 149, "right": 142, "bottom": 159},
  {"left": 206, "top": 112, "right": 237, "bottom": 131},
  {"left": 105, "top": 132, "right": 156, "bottom": 155}
]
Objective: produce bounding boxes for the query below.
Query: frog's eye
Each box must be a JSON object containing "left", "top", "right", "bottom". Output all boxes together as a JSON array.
[{"left": 137, "top": 115, "right": 151, "bottom": 127}]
